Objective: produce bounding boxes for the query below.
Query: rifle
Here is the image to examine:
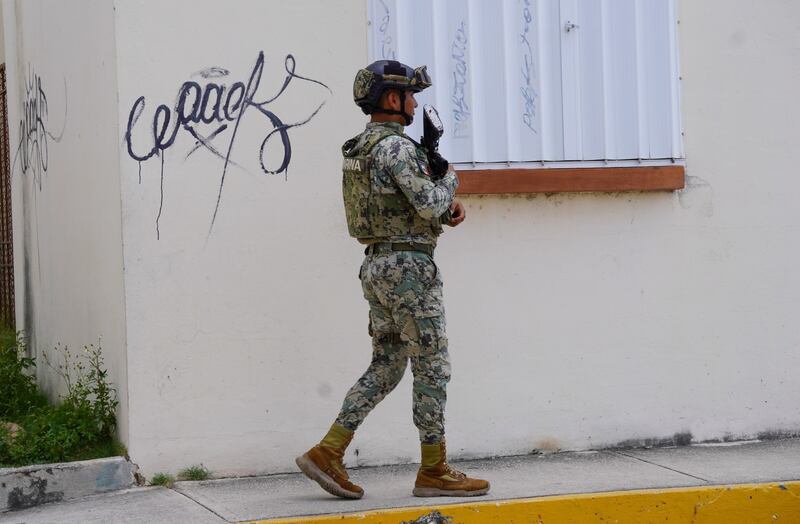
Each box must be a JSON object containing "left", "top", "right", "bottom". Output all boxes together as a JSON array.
[
  {"left": 419, "top": 104, "right": 449, "bottom": 181},
  {"left": 419, "top": 104, "right": 453, "bottom": 225}
]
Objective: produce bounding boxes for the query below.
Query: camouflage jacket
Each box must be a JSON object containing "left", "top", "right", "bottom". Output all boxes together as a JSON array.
[{"left": 346, "top": 121, "right": 458, "bottom": 246}]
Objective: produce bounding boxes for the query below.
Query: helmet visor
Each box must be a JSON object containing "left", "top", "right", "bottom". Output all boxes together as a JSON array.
[{"left": 411, "top": 66, "right": 432, "bottom": 89}]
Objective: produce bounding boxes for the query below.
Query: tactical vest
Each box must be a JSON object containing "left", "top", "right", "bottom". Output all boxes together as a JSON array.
[{"left": 342, "top": 129, "right": 442, "bottom": 239}]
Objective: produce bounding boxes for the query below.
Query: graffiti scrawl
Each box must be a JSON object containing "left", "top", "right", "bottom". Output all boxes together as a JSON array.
[
  {"left": 124, "top": 51, "right": 332, "bottom": 239},
  {"left": 12, "top": 67, "right": 67, "bottom": 189},
  {"left": 519, "top": 0, "right": 539, "bottom": 134},
  {"left": 450, "top": 21, "right": 471, "bottom": 138}
]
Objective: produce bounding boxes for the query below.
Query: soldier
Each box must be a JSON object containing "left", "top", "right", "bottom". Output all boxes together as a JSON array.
[{"left": 296, "top": 60, "right": 489, "bottom": 499}]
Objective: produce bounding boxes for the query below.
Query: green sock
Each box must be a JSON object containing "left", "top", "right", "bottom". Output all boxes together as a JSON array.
[
  {"left": 319, "top": 423, "right": 353, "bottom": 451},
  {"left": 420, "top": 442, "right": 443, "bottom": 469}
]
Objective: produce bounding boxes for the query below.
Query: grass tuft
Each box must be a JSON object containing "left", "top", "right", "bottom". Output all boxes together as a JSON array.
[
  {"left": 150, "top": 473, "right": 175, "bottom": 488},
  {"left": 178, "top": 464, "right": 211, "bottom": 481}
]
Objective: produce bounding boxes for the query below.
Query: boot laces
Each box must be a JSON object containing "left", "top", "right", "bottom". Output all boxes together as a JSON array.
[{"left": 442, "top": 461, "right": 466, "bottom": 480}]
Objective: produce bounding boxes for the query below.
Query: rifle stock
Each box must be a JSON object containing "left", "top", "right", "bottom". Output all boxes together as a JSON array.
[{"left": 420, "top": 105, "right": 449, "bottom": 181}]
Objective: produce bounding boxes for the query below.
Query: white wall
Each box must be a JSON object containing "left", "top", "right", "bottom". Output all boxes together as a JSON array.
[
  {"left": 3, "top": 0, "right": 129, "bottom": 443},
  {"left": 670, "top": 0, "right": 800, "bottom": 436},
  {"left": 441, "top": 0, "right": 800, "bottom": 456},
  {"left": 113, "top": 0, "right": 372, "bottom": 476},
  {"left": 6, "top": 0, "right": 797, "bottom": 478},
  {"left": 114, "top": 0, "right": 799, "bottom": 477}
]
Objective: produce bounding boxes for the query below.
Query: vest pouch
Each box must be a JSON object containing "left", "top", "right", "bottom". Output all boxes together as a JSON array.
[{"left": 342, "top": 154, "right": 372, "bottom": 238}]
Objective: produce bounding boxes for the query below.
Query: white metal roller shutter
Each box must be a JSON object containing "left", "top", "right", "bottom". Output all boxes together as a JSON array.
[{"left": 367, "top": 0, "right": 684, "bottom": 166}]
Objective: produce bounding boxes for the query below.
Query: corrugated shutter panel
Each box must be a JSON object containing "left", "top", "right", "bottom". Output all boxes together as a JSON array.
[{"left": 367, "top": 0, "right": 683, "bottom": 165}]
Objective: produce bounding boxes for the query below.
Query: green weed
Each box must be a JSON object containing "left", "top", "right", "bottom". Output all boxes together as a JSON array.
[
  {"left": 178, "top": 464, "right": 210, "bottom": 481},
  {"left": 150, "top": 473, "right": 176, "bottom": 488},
  {"left": 0, "top": 332, "right": 47, "bottom": 420},
  {"left": 0, "top": 331, "right": 122, "bottom": 467}
]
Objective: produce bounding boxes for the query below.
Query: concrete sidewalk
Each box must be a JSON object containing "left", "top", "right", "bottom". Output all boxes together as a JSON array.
[{"left": 1, "top": 439, "right": 799, "bottom": 523}]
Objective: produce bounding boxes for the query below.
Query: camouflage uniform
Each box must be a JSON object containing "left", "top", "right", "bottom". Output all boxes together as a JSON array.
[{"left": 336, "top": 121, "right": 458, "bottom": 443}]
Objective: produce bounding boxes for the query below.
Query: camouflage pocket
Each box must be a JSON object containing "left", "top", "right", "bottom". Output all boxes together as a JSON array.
[
  {"left": 368, "top": 308, "right": 395, "bottom": 337},
  {"left": 403, "top": 251, "right": 438, "bottom": 288},
  {"left": 395, "top": 254, "right": 442, "bottom": 319},
  {"left": 401, "top": 314, "right": 446, "bottom": 356},
  {"left": 423, "top": 254, "right": 439, "bottom": 285}
]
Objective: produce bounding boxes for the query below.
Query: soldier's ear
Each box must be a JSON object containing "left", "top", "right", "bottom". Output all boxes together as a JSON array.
[{"left": 380, "top": 90, "right": 401, "bottom": 111}]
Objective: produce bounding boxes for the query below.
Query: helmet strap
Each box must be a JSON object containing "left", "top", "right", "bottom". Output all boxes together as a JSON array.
[
  {"left": 400, "top": 90, "right": 412, "bottom": 125},
  {"left": 371, "top": 90, "right": 413, "bottom": 125}
]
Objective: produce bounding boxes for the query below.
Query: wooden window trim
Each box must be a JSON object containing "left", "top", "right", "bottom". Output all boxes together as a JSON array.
[{"left": 454, "top": 165, "right": 685, "bottom": 195}]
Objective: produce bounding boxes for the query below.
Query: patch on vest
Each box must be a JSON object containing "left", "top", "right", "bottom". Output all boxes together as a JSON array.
[{"left": 343, "top": 157, "right": 367, "bottom": 172}]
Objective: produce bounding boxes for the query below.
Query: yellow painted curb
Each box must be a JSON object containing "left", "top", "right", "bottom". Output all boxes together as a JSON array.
[{"left": 244, "top": 481, "right": 800, "bottom": 523}]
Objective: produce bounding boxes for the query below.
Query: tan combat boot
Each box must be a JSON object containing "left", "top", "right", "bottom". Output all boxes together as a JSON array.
[
  {"left": 413, "top": 441, "right": 490, "bottom": 497},
  {"left": 296, "top": 423, "right": 364, "bottom": 499}
]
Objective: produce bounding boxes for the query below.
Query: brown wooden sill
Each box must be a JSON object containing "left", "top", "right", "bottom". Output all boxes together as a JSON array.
[{"left": 454, "top": 165, "right": 685, "bottom": 195}]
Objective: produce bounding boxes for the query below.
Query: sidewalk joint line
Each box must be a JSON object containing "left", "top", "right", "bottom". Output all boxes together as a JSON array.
[
  {"left": 171, "top": 487, "right": 232, "bottom": 523},
  {"left": 608, "top": 450, "right": 710, "bottom": 483}
]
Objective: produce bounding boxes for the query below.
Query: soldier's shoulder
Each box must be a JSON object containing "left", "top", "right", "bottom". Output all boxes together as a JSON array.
[{"left": 373, "top": 133, "right": 417, "bottom": 158}]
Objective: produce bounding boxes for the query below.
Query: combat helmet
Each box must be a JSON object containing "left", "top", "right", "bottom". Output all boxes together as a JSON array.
[{"left": 353, "top": 60, "right": 431, "bottom": 124}]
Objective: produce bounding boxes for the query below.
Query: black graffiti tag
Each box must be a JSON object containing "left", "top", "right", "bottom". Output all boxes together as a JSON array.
[
  {"left": 124, "top": 51, "right": 331, "bottom": 239},
  {"left": 12, "top": 68, "right": 66, "bottom": 189}
]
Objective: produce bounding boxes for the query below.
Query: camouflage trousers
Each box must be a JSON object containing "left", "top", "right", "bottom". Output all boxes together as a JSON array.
[{"left": 335, "top": 251, "right": 451, "bottom": 444}]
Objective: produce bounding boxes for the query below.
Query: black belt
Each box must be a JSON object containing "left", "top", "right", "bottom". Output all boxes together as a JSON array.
[{"left": 365, "top": 242, "right": 434, "bottom": 258}]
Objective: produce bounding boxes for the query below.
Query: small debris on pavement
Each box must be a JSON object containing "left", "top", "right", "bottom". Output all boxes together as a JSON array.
[{"left": 402, "top": 510, "right": 453, "bottom": 524}]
